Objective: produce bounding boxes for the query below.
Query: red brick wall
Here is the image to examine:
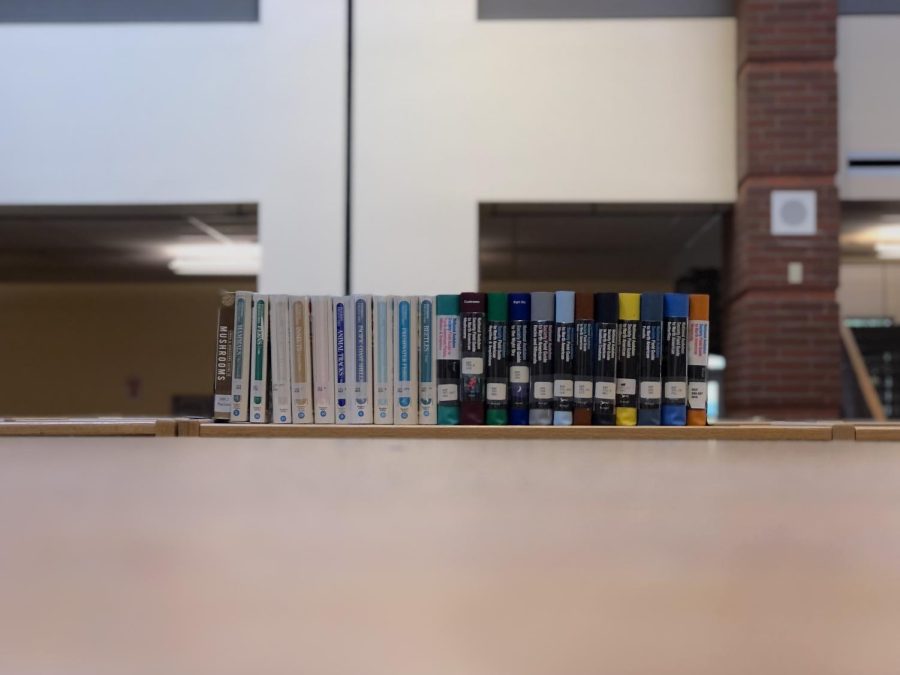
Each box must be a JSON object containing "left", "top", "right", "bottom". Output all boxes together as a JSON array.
[{"left": 726, "top": 0, "right": 840, "bottom": 419}]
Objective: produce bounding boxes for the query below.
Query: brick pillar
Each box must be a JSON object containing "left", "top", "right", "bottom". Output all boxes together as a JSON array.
[{"left": 726, "top": 0, "right": 840, "bottom": 419}]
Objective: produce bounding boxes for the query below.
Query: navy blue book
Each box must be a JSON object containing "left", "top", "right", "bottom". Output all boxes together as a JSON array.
[
  {"left": 591, "top": 293, "right": 618, "bottom": 425},
  {"left": 637, "top": 293, "right": 663, "bottom": 426},
  {"left": 508, "top": 293, "right": 531, "bottom": 425}
]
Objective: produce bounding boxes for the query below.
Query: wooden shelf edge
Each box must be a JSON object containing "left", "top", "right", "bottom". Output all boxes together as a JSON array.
[
  {"left": 0, "top": 420, "right": 161, "bottom": 437},
  {"left": 854, "top": 425, "right": 900, "bottom": 442},
  {"left": 198, "top": 422, "right": 835, "bottom": 441}
]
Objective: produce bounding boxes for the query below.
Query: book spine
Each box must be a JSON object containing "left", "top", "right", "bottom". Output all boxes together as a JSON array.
[
  {"left": 662, "top": 293, "right": 688, "bottom": 426},
  {"left": 485, "top": 293, "right": 509, "bottom": 426},
  {"left": 529, "top": 292, "right": 554, "bottom": 426},
  {"left": 269, "top": 295, "right": 292, "bottom": 424},
  {"left": 508, "top": 293, "right": 531, "bottom": 426},
  {"left": 615, "top": 293, "right": 640, "bottom": 426},
  {"left": 393, "top": 296, "right": 418, "bottom": 424},
  {"left": 460, "top": 293, "right": 487, "bottom": 424},
  {"left": 638, "top": 294, "right": 663, "bottom": 426},
  {"left": 333, "top": 297, "right": 351, "bottom": 423},
  {"left": 311, "top": 296, "right": 335, "bottom": 423},
  {"left": 249, "top": 294, "right": 269, "bottom": 423},
  {"left": 213, "top": 291, "right": 235, "bottom": 421},
  {"left": 573, "top": 297, "right": 593, "bottom": 426},
  {"left": 373, "top": 296, "right": 394, "bottom": 424},
  {"left": 592, "top": 321, "right": 617, "bottom": 425},
  {"left": 687, "top": 294, "right": 710, "bottom": 426},
  {"left": 418, "top": 297, "right": 437, "bottom": 424},
  {"left": 436, "top": 296, "right": 460, "bottom": 425},
  {"left": 289, "top": 296, "right": 313, "bottom": 423},
  {"left": 351, "top": 295, "right": 373, "bottom": 424},
  {"left": 552, "top": 291, "right": 575, "bottom": 426},
  {"left": 230, "top": 291, "right": 253, "bottom": 422}
]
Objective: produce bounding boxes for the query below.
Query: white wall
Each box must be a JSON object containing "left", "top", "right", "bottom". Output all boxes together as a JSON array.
[
  {"left": 838, "top": 16, "right": 900, "bottom": 201},
  {"left": 0, "top": 0, "right": 346, "bottom": 294},
  {"left": 354, "top": 2, "right": 737, "bottom": 293}
]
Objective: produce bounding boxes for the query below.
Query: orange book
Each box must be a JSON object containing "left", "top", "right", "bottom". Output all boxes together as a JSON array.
[{"left": 686, "top": 294, "right": 710, "bottom": 426}]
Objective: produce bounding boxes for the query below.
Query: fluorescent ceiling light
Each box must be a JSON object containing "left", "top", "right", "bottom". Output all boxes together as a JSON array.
[
  {"left": 166, "top": 242, "right": 260, "bottom": 276},
  {"left": 875, "top": 243, "right": 900, "bottom": 260}
]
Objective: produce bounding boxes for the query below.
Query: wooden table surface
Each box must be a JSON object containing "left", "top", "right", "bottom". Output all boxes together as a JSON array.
[{"left": 2, "top": 437, "right": 900, "bottom": 674}]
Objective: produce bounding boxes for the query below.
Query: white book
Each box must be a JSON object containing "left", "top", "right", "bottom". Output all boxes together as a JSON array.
[
  {"left": 350, "top": 295, "right": 373, "bottom": 424},
  {"left": 333, "top": 296, "right": 352, "bottom": 424},
  {"left": 249, "top": 294, "right": 269, "bottom": 423},
  {"left": 230, "top": 291, "right": 253, "bottom": 422},
  {"left": 373, "top": 295, "right": 394, "bottom": 424},
  {"left": 311, "top": 296, "right": 335, "bottom": 423},
  {"left": 393, "top": 295, "right": 419, "bottom": 424},
  {"left": 418, "top": 296, "right": 437, "bottom": 424},
  {"left": 269, "top": 295, "right": 292, "bottom": 424},
  {"left": 289, "top": 296, "right": 313, "bottom": 424}
]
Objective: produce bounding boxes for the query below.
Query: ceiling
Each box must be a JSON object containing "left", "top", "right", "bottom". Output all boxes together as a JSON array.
[
  {"left": 0, "top": 204, "right": 257, "bottom": 282},
  {"left": 840, "top": 201, "right": 900, "bottom": 261}
]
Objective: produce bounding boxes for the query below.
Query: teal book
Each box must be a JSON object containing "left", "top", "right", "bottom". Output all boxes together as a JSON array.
[{"left": 436, "top": 295, "right": 460, "bottom": 424}]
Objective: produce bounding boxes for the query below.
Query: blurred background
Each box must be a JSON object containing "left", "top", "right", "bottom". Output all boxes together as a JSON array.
[{"left": 0, "top": 0, "right": 897, "bottom": 421}]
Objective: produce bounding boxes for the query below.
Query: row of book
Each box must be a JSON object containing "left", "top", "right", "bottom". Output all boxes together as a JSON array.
[{"left": 213, "top": 291, "right": 710, "bottom": 426}]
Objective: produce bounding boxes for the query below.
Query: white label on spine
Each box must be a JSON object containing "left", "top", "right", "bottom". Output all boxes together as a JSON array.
[
  {"left": 462, "top": 357, "right": 483, "bottom": 376},
  {"left": 617, "top": 378, "right": 636, "bottom": 396},
  {"left": 575, "top": 381, "right": 593, "bottom": 399},
  {"left": 510, "top": 365, "right": 529, "bottom": 383},
  {"left": 665, "top": 381, "right": 686, "bottom": 399},
  {"left": 487, "top": 383, "right": 507, "bottom": 401},
  {"left": 533, "top": 381, "right": 553, "bottom": 400},
  {"left": 553, "top": 380, "right": 574, "bottom": 397},
  {"left": 214, "top": 394, "right": 231, "bottom": 413},
  {"left": 640, "top": 381, "right": 661, "bottom": 399},
  {"left": 437, "top": 316, "right": 460, "bottom": 359},
  {"left": 595, "top": 381, "right": 616, "bottom": 400},
  {"left": 439, "top": 384, "right": 458, "bottom": 401},
  {"left": 688, "top": 320, "right": 710, "bottom": 366},
  {"left": 689, "top": 382, "right": 707, "bottom": 409}
]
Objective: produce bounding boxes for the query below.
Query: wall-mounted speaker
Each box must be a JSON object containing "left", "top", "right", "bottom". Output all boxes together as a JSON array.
[{"left": 770, "top": 190, "right": 817, "bottom": 236}]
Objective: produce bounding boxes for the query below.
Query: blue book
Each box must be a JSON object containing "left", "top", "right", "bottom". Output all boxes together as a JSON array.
[
  {"left": 637, "top": 293, "right": 663, "bottom": 426},
  {"left": 508, "top": 293, "right": 531, "bottom": 425},
  {"left": 662, "top": 293, "right": 689, "bottom": 426},
  {"left": 552, "top": 291, "right": 575, "bottom": 426}
]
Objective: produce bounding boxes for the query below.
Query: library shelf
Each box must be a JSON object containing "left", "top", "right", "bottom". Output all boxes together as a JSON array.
[{"left": 197, "top": 421, "right": 835, "bottom": 441}]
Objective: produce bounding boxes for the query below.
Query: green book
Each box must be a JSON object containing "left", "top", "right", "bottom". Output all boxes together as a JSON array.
[{"left": 485, "top": 292, "right": 509, "bottom": 425}]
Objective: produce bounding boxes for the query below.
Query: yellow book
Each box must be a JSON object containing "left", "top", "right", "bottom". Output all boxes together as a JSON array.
[{"left": 615, "top": 293, "right": 640, "bottom": 426}]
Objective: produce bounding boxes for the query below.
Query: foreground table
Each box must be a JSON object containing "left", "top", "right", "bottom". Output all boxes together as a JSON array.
[{"left": 1, "top": 437, "right": 899, "bottom": 674}]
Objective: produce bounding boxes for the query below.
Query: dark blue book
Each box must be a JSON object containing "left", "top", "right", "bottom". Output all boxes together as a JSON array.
[
  {"left": 529, "top": 292, "right": 555, "bottom": 426},
  {"left": 592, "top": 293, "right": 618, "bottom": 425},
  {"left": 508, "top": 293, "right": 531, "bottom": 425},
  {"left": 637, "top": 293, "right": 663, "bottom": 426},
  {"left": 662, "top": 293, "right": 689, "bottom": 426}
]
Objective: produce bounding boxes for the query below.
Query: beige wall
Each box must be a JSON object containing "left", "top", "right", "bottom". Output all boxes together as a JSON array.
[
  {"left": 838, "top": 263, "right": 900, "bottom": 321},
  {"left": 0, "top": 282, "right": 250, "bottom": 417},
  {"left": 354, "top": 2, "right": 737, "bottom": 293}
]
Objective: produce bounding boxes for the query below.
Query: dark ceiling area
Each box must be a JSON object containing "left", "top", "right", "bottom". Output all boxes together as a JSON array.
[
  {"left": 0, "top": 203, "right": 257, "bottom": 282},
  {"left": 480, "top": 203, "right": 727, "bottom": 288}
]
